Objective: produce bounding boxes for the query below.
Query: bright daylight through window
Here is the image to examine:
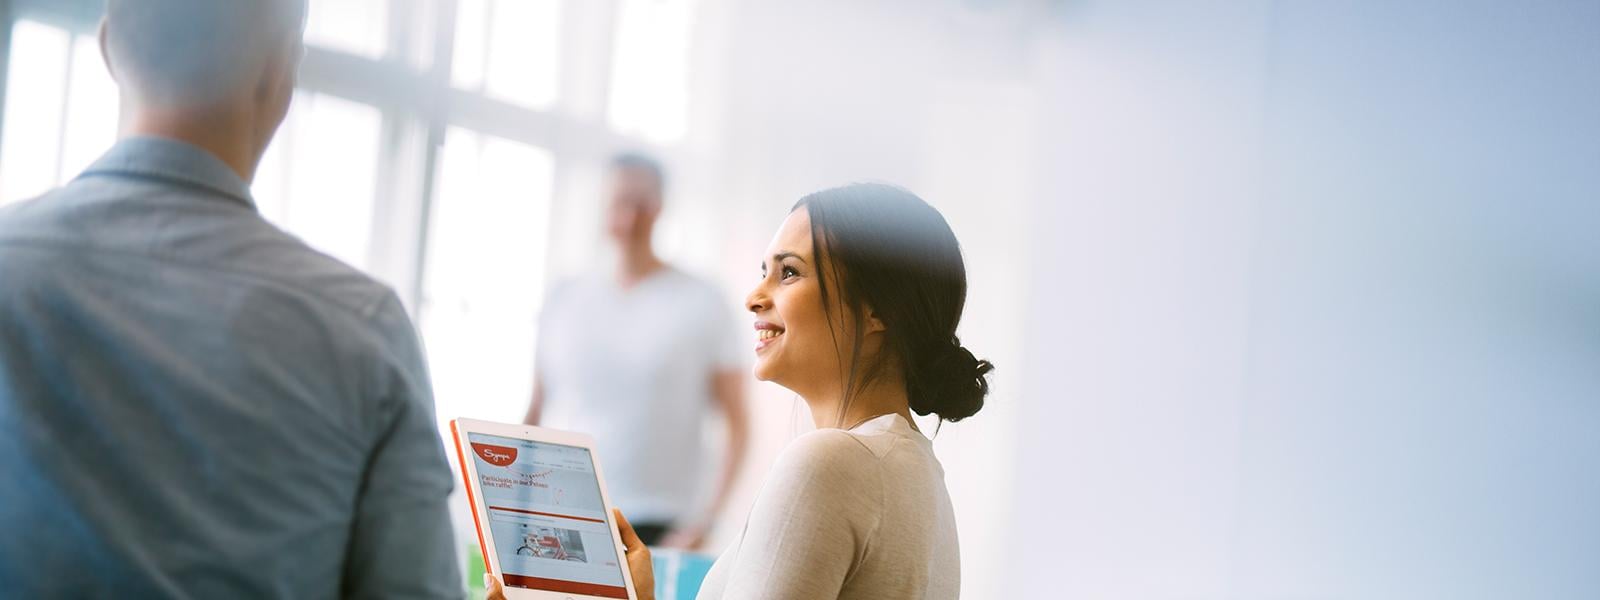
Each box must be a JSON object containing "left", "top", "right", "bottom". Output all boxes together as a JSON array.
[{"left": 0, "top": 0, "right": 699, "bottom": 471}]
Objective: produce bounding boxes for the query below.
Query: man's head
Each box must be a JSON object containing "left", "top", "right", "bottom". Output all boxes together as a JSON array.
[
  {"left": 101, "top": 0, "right": 307, "bottom": 176},
  {"left": 605, "top": 152, "right": 667, "bottom": 247}
]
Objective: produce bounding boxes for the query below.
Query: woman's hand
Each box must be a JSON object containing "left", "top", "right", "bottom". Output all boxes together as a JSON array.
[
  {"left": 484, "top": 509, "right": 656, "bottom": 600},
  {"left": 615, "top": 508, "right": 657, "bottom": 600},
  {"left": 485, "top": 573, "right": 506, "bottom": 600}
]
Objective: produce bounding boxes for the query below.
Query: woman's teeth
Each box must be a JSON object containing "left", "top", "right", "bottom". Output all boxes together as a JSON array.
[{"left": 759, "top": 329, "right": 784, "bottom": 341}]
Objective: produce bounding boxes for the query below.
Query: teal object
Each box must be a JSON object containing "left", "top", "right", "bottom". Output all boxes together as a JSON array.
[
  {"left": 651, "top": 548, "right": 716, "bottom": 600},
  {"left": 467, "top": 542, "right": 707, "bottom": 599}
]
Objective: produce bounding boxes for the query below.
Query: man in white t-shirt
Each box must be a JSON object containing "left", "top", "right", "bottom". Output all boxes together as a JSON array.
[{"left": 524, "top": 153, "right": 748, "bottom": 549}]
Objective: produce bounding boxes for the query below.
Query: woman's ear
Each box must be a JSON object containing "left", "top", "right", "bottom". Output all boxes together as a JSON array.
[{"left": 864, "top": 306, "right": 886, "bottom": 334}]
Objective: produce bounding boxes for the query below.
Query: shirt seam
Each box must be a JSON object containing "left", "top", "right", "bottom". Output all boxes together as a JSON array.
[
  {"left": 0, "top": 237, "right": 394, "bottom": 322},
  {"left": 841, "top": 433, "right": 894, "bottom": 593},
  {"left": 77, "top": 154, "right": 255, "bottom": 209}
]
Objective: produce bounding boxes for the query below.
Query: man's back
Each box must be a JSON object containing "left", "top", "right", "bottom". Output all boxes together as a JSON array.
[{"left": 0, "top": 138, "right": 461, "bottom": 599}]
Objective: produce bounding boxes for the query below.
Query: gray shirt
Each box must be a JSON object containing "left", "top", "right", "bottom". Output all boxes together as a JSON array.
[{"left": 0, "top": 137, "right": 462, "bottom": 599}]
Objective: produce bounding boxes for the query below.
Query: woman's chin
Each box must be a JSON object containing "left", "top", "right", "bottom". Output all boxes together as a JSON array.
[{"left": 755, "top": 357, "right": 795, "bottom": 384}]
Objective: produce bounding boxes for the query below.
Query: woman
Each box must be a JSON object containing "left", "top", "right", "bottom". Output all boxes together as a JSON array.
[{"left": 492, "top": 183, "right": 993, "bottom": 599}]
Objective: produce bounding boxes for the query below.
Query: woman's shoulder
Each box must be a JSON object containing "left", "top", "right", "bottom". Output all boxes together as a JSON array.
[
  {"left": 747, "top": 429, "right": 886, "bottom": 533},
  {"left": 771, "top": 429, "right": 882, "bottom": 484},
  {"left": 786, "top": 427, "right": 876, "bottom": 460}
]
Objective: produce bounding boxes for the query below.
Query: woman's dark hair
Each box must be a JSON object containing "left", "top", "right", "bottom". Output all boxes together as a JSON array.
[{"left": 794, "top": 183, "right": 993, "bottom": 424}]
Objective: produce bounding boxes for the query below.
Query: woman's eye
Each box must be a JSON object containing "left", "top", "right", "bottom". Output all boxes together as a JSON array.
[{"left": 781, "top": 267, "right": 799, "bottom": 280}]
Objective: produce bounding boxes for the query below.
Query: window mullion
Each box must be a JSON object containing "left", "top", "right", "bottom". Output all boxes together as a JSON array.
[
  {"left": 0, "top": 1, "right": 15, "bottom": 171},
  {"left": 406, "top": 0, "right": 461, "bottom": 315}
]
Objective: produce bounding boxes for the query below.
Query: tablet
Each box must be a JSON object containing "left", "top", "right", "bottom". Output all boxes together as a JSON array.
[{"left": 450, "top": 418, "right": 639, "bottom": 600}]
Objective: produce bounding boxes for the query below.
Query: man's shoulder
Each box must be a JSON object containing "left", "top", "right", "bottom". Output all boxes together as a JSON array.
[
  {"left": 241, "top": 233, "right": 400, "bottom": 321},
  {"left": 0, "top": 179, "right": 398, "bottom": 323},
  {"left": 0, "top": 186, "right": 70, "bottom": 224}
]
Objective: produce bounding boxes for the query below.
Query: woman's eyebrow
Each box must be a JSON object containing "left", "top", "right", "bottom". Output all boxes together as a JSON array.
[{"left": 773, "top": 251, "right": 807, "bottom": 264}]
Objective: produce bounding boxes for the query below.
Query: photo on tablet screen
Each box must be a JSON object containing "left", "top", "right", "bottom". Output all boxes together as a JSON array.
[
  {"left": 513, "top": 526, "right": 587, "bottom": 562},
  {"left": 467, "top": 432, "right": 628, "bottom": 599}
]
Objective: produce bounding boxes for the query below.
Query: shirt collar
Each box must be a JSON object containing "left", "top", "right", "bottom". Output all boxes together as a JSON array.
[
  {"left": 79, "top": 136, "right": 257, "bottom": 209},
  {"left": 850, "top": 412, "right": 931, "bottom": 444}
]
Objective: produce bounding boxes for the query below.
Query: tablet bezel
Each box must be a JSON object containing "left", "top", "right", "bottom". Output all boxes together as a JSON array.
[{"left": 451, "top": 418, "right": 639, "bottom": 600}]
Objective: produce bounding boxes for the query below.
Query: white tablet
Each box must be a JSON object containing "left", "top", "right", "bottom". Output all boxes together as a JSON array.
[{"left": 450, "top": 418, "right": 639, "bottom": 600}]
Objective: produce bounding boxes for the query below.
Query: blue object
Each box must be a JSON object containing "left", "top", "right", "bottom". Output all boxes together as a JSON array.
[{"left": 651, "top": 548, "right": 717, "bottom": 600}]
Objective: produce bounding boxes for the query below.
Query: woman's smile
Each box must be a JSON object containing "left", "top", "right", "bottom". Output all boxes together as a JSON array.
[{"left": 754, "top": 321, "right": 785, "bottom": 352}]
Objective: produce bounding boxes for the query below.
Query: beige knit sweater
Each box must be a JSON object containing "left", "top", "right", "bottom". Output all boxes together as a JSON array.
[{"left": 695, "top": 414, "right": 960, "bottom": 599}]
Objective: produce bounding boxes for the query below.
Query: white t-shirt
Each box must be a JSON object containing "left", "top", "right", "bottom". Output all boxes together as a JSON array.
[
  {"left": 535, "top": 267, "right": 743, "bottom": 523},
  {"left": 695, "top": 414, "right": 961, "bottom": 599}
]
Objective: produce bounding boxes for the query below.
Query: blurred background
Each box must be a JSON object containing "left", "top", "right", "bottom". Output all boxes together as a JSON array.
[{"left": 2, "top": 0, "right": 1596, "bottom": 597}]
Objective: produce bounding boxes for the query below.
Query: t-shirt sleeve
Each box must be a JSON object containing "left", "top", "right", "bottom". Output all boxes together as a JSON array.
[{"left": 710, "top": 430, "right": 881, "bottom": 598}]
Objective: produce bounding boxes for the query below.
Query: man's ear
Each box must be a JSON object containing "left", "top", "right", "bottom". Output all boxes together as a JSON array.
[
  {"left": 98, "top": 19, "right": 116, "bottom": 83},
  {"left": 255, "top": 36, "right": 300, "bottom": 103}
]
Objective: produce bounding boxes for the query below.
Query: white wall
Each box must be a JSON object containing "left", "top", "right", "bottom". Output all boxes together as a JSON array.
[
  {"left": 674, "top": 0, "right": 1597, "bottom": 597},
  {"left": 1014, "top": 1, "right": 1600, "bottom": 598},
  {"left": 1235, "top": 2, "right": 1600, "bottom": 597},
  {"left": 1010, "top": 2, "right": 1270, "bottom": 596}
]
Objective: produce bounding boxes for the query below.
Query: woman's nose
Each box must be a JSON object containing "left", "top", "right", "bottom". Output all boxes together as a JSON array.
[{"left": 746, "top": 285, "right": 770, "bottom": 314}]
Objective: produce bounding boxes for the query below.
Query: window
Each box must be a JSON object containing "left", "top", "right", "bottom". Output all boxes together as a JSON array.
[
  {"left": 59, "top": 35, "right": 119, "bottom": 187},
  {"left": 1, "top": 0, "right": 703, "bottom": 585},
  {"left": 418, "top": 128, "right": 555, "bottom": 430},
  {"left": 0, "top": 20, "right": 116, "bottom": 205},
  {"left": 252, "top": 93, "right": 384, "bottom": 269},
  {"left": 304, "top": 0, "right": 389, "bottom": 59},
  {"left": 608, "top": 0, "right": 697, "bottom": 142},
  {"left": 452, "top": 0, "right": 563, "bottom": 110}
]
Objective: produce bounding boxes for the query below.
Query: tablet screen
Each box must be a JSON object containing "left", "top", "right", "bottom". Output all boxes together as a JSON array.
[{"left": 467, "top": 432, "right": 629, "bottom": 599}]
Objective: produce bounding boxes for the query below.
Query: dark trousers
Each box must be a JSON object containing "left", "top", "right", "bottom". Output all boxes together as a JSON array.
[{"left": 630, "top": 521, "right": 673, "bottom": 546}]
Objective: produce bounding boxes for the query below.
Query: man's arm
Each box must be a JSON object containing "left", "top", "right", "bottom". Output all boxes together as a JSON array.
[
  {"left": 525, "top": 295, "right": 557, "bottom": 427},
  {"left": 342, "top": 294, "right": 462, "bottom": 599},
  {"left": 708, "top": 369, "right": 751, "bottom": 523},
  {"left": 662, "top": 368, "right": 748, "bottom": 550},
  {"left": 523, "top": 370, "right": 544, "bottom": 426}
]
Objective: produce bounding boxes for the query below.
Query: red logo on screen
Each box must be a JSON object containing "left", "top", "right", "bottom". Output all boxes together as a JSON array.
[{"left": 471, "top": 443, "right": 518, "bottom": 467}]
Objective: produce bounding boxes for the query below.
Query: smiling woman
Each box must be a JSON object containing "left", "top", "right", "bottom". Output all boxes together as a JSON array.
[
  {"left": 490, "top": 182, "right": 990, "bottom": 600},
  {"left": 790, "top": 183, "right": 994, "bottom": 426},
  {"left": 689, "top": 183, "right": 993, "bottom": 598},
  {"left": 746, "top": 183, "right": 993, "bottom": 431}
]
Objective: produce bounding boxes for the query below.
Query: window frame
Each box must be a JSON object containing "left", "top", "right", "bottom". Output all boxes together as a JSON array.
[{"left": 0, "top": 0, "right": 682, "bottom": 312}]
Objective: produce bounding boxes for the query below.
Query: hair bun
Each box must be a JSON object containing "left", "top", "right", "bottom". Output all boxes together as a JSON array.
[{"left": 910, "top": 339, "right": 994, "bottom": 422}]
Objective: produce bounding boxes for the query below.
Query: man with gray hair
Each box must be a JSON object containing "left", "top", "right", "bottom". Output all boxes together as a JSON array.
[{"left": 0, "top": 1, "right": 462, "bottom": 597}]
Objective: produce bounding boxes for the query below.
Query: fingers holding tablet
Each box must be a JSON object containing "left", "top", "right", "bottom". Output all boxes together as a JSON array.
[
  {"left": 613, "top": 509, "right": 656, "bottom": 600},
  {"left": 486, "top": 573, "right": 507, "bottom": 600}
]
